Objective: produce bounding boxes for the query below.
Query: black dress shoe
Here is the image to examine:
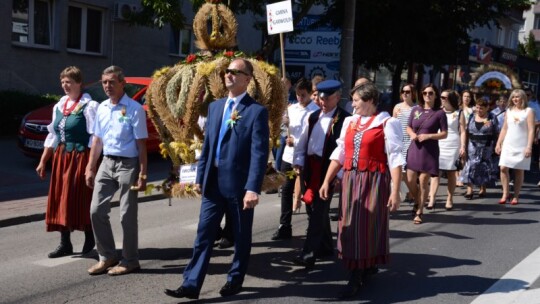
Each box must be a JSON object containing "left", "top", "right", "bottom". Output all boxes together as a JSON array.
[
  {"left": 271, "top": 228, "right": 292, "bottom": 240},
  {"left": 292, "top": 256, "right": 315, "bottom": 270},
  {"left": 219, "top": 281, "right": 242, "bottom": 297},
  {"left": 164, "top": 286, "right": 199, "bottom": 299},
  {"left": 218, "top": 237, "right": 234, "bottom": 249},
  {"left": 338, "top": 270, "right": 363, "bottom": 299},
  {"left": 48, "top": 244, "right": 73, "bottom": 258},
  {"left": 81, "top": 236, "right": 95, "bottom": 255}
]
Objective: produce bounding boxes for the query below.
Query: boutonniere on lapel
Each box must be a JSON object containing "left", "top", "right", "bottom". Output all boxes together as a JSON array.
[
  {"left": 118, "top": 106, "right": 128, "bottom": 123},
  {"left": 226, "top": 110, "right": 242, "bottom": 129},
  {"left": 414, "top": 111, "right": 422, "bottom": 120},
  {"left": 331, "top": 113, "right": 340, "bottom": 134},
  {"left": 71, "top": 103, "right": 83, "bottom": 115}
]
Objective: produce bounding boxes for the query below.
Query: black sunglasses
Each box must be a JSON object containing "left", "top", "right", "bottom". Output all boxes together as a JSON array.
[{"left": 225, "top": 68, "right": 249, "bottom": 76}]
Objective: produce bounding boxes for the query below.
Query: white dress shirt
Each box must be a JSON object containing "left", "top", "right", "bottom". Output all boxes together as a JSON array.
[
  {"left": 281, "top": 101, "right": 319, "bottom": 164},
  {"left": 293, "top": 107, "right": 337, "bottom": 167}
]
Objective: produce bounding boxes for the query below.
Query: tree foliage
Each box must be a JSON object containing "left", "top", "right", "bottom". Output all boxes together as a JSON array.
[
  {"left": 128, "top": 0, "right": 332, "bottom": 55},
  {"left": 518, "top": 31, "right": 539, "bottom": 59},
  {"left": 322, "top": 0, "right": 533, "bottom": 70}
]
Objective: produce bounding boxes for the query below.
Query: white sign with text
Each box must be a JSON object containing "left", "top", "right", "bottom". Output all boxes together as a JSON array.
[
  {"left": 179, "top": 163, "right": 198, "bottom": 184},
  {"left": 267, "top": 0, "right": 294, "bottom": 35}
]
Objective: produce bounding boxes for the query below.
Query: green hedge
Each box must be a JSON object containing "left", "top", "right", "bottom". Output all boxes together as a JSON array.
[{"left": 0, "top": 91, "right": 59, "bottom": 136}]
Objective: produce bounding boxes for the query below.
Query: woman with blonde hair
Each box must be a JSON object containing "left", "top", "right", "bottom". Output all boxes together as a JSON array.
[{"left": 495, "top": 89, "right": 535, "bottom": 205}]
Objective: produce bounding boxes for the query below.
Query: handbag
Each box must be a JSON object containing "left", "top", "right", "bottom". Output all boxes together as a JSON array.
[{"left": 454, "top": 156, "right": 463, "bottom": 171}]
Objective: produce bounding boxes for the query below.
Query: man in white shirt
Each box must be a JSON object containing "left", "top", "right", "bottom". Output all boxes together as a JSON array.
[
  {"left": 291, "top": 80, "right": 350, "bottom": 269},
  {"left": 271, "top": 78, "right": 319, "bottom": 240}
]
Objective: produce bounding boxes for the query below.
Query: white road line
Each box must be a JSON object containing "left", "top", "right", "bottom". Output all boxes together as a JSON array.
[{"left": 471, "top": 245, "right": 540, "bottom": 304}]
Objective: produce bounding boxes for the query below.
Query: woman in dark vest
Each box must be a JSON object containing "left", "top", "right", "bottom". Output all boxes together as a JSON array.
[{"left": 36, "top": 66, "right": 99, "bottom": 258}]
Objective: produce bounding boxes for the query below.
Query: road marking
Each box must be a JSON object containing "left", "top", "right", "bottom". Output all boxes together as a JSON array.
[{"left": 471, "top": 245, "right": 540, "bottom": 304}]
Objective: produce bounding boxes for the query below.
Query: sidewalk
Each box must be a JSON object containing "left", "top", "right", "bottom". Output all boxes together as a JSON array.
[{"left": 0, "top": 182, "right": 166, "bottom": 228}]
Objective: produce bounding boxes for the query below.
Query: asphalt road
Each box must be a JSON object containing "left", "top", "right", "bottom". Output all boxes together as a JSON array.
[{"left": 1, "top": 138, "right": 540, "bottom": 303}]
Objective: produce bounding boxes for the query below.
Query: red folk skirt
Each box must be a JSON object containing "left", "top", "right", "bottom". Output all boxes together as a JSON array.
[
  {"left": 338, "top": 169, "right": 391, "bottom": 270},
  {"left": 45, "top": 144, "right": 92, "bottom": 232}
]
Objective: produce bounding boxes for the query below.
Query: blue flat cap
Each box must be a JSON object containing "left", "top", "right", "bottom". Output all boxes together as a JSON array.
[{"left": 316, "top": 80, "right": 341, "bottom": 98}]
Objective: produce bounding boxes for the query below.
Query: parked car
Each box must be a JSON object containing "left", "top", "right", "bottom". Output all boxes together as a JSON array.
[{"left": 17, "top": 77, "right": 161, "bottom": 158}]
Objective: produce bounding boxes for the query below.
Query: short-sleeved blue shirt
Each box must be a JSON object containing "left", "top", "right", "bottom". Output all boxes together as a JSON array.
[{"left": 94, "top": 94, "right": 148, "bottom": 157}]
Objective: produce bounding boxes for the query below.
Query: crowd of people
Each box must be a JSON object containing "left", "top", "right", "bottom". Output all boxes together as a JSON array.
[{"left": 37, "top": 63, "right": 539, "bottom": 300}]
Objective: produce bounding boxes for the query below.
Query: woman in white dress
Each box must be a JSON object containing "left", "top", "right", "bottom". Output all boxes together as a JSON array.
[
  {"left": 428, "top": 90, "right": 466, "bottom": 210},
  {"left": 495, "top": 89, "right": 535, "bottom": 205},
  {"left": 392, "top": 83, "right": 416, "bottom": 202}
]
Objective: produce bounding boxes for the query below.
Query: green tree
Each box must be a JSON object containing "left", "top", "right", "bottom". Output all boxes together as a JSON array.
[
  {"left": 518, "top": 31, "right": 539, "bottom": 59},
  {"left": 321, "top": 0, "right": 533, "bottom": 103},
  {"left": 128, "top": 0, "right": 332, "bottom": 57}
]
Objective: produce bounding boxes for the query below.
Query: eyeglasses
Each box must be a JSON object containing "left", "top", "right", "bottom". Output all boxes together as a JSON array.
[
  {"left": 422, "top": 91, "right": 435, "bottom": 96},
  {"left": 225, "top": 68, "right": 249, "bottom": 76},
  {"left": 440, "top": 96, "right": 448, "bottom": 100},
  {"left": 401, "top": 90, "right": 411, "bottom": 94}
]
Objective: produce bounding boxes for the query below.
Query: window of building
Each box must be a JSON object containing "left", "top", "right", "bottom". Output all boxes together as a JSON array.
[
  {"left": 67, "top": 4, "right": 103, "bottom": 54},
  {"left": 170, "top": 28, "right": 194, "bottom": 56},
  {"left": 509, "top": 30, "right": 516, "bottom": 49},
  {"left": 11, "top": 0, "right": 53, "bottom": 47},
  {"left": 535, "top": 14, "right": 540, "bottom": 29},
  {"left": 497, "top": 28, "right": 506, "bottom": 46},
  {"left": 522, "top": 70, "right": 539, "bottom": 93}
]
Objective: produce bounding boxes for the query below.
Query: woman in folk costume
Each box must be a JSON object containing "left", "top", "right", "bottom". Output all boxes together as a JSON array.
[
  {"left": 36, "top": 66, "right": 99, "bottom": 258},
  {"left": 319, "top": 82, "right": 404, "bottom": 299}
]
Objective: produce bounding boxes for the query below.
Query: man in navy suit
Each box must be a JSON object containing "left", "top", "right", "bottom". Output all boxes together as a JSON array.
[{"left": 165, "top": 58, "right": 269, "bottom": 299}]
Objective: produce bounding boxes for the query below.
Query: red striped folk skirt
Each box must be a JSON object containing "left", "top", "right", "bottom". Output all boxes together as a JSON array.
[
  {"left": 45, "top": 144, "right": 92, "bottom": 232},
  {"left": 338, "top": 169, "right": 391, "bottom": 270}
]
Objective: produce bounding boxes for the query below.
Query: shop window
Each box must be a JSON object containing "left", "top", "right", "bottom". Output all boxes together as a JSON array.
[
  {"left": 170, "top": 28, "right": 193, "bottom": 56},
  {"left": 67, "top": 5, "right": 103, "bottom": 54},
  {"left": 11, "top": 0, "right": 53, "bottom": 47},
  {"left": 522, "top": 70, "right": 539, "bottom": 93}
]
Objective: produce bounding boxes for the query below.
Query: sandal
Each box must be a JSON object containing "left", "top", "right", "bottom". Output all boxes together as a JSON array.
[{"left": 413, "top": 213, "right": 423, "bottom": 225}]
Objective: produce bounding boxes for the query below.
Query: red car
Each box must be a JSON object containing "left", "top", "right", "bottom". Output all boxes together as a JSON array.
[{"left": 17, "top": 77, "right": 161, "bottom": 158}]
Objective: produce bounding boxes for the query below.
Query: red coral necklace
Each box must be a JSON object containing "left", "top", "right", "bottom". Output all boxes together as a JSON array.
[
  {"left": 355, "top": 113, "right": 377, "bottom": 132},
  {"left": 62, "top": 93, "right": 82, "bottom": 116}
]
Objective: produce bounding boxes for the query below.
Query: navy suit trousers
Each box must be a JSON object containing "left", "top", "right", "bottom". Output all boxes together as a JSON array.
[{"left": 182, "top": 166, "right": 254, "bottom": 291}]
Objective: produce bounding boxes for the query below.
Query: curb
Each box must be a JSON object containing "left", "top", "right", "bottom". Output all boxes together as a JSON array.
[{"left": 0, "top": 193, "right": 166, "bottom": 229}]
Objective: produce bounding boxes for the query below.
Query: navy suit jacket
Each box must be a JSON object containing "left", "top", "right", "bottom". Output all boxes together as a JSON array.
[{"left": 196, "top": 94, "right": 269, "bottom": 198}]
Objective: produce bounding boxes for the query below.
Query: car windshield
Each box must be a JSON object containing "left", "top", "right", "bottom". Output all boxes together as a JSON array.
[{"left": 84, "top": 82, "right": 146, "bottom": 104}]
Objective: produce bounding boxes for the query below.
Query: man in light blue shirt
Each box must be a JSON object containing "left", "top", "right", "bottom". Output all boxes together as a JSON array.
[{"left": 85, "top": 66, "right": 148, "bottom": 276}]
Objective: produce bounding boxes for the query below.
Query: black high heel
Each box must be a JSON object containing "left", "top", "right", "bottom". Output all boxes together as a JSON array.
[{"left": 464, "top": 192, "right": 474, "bottom": 200}]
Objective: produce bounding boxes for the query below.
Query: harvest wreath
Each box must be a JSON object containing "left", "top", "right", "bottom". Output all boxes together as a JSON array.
[{"left": 145, "top": 0, "right": 286, "bottom": 198}]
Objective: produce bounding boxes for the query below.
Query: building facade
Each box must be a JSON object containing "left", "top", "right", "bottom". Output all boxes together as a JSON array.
[{"left": 2, "top": 0, "right": 263, "bottom": 95}]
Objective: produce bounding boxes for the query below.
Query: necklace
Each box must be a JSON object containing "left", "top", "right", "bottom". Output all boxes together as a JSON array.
[
  {"left": 354, "top": 114, "right": 377, "bottom": 132},
  {"left": 62, "top": 94, "right": 82, "bottom": 116}
]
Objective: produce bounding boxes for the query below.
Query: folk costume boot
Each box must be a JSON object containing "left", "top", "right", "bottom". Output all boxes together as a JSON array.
[
  {"left": 48, "top": 230, "right": 73, "bottom": 258},
  {"left": 82, "top": 230, "right": 95, "bottom": 255},
  {"left": 338, "top": 269, "right": 364, "bottom": 299}
]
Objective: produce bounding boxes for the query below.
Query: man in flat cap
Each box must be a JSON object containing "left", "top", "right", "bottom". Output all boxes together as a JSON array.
[{"left": 292, "top": 79, "right": 350, "bottom": 269}]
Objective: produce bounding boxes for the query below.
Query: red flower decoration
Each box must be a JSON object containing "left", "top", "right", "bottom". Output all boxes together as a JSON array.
[
  {"left": 224, "top": 51, "right": 234, "bottom": 57},
  {"left": 186, "top": 54, "right": 197, "bottom": 63}
]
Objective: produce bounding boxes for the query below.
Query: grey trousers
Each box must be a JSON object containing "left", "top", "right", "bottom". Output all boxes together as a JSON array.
[{"left": 90, "top": 156, "right": 139, "bottom": 266}]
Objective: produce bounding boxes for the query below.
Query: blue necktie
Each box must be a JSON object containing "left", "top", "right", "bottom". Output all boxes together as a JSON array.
[{"left": 215, "top": 99, "right": 234, "bottom": 165}]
